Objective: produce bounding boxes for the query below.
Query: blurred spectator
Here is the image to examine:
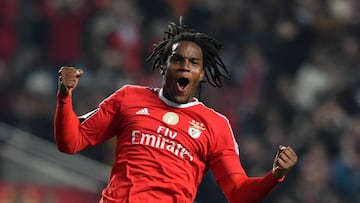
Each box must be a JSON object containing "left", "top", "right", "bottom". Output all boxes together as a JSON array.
[
  {"left": 293, "top": 47, "right": 333, "bottom": 112},
  {"left": 38, "top": 0, "right": 92, "bottom": 67},
  {"left": 0, "top": 0, "right": 18, "bottom": 62},
  {"left": 0, "top": 60, "right": 13, "bottom": 123},
  {"left": 88, "top": 0, "right": 142, "bottom": 77},
  {"left": 332, "top": 117, "right": 360, "bottom": 203},
  {"left": 1, "top": 0, "right": 360, "bottom": 202}
]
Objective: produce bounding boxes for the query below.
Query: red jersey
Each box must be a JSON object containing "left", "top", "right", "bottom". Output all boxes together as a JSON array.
[{"left": 54, "top": 85, "right": 280, "bottom": 203}]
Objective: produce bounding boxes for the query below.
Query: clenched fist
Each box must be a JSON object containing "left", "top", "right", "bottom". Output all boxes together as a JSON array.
[
  {"left": 272, "top": 145, "right": 298, "bottom": 179},
  {"left": 58, "top": 66, "right": 83, "bottom": 96}
]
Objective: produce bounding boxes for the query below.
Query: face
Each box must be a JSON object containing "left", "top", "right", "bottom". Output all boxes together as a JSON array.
[{"left": 162, "top": 41, "right": 204, "bottom": 104}]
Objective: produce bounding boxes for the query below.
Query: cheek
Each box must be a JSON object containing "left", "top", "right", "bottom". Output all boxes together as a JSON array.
[
  {"left": 196, "top": 68, "right": 205, "bottom": 81},
  {"left": 163, "top": 68, "right": 174, "bottom": 81},
  {"left": 162, "top": 64, "right": 171, "bottom": 76}
]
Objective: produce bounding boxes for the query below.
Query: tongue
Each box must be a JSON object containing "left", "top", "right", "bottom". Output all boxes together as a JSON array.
[{"left": 177, "top": 83, "right": 187, "bottom": 92}]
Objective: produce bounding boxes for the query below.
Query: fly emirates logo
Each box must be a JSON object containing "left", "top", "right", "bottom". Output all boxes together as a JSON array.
[{"left": 131, "top": 126, "right": 194, "bottom": 161}]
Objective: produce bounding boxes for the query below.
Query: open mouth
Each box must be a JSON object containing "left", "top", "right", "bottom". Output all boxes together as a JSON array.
[{"left": 177, "top": 77, "right": 189, "bottom": 91}]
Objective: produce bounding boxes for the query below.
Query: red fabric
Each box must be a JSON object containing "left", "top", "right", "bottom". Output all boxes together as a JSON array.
[
  {"left": 54, "top": 93, "right": 91, "bottom": 153},
  {"left": 54, "top": 85, "right": 281, "bottom": 202},
  {"left": 219, "top": 171, "right": 283, "bottom": 203}
]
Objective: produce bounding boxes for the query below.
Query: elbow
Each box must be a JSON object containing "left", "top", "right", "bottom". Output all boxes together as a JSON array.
[
  {"left": 219, "top": 175, "right": 243, "bottom": 203},
  {"left": 220, "top": 174, "right": 261, "bottom": 203},
  {"left": 57, "top": 146, "right": 78, "bottom": 154},
  {"left": 55, "top": 143, "right": 79, "bottom": 154},
  {"left": 54, "top": 132, "right": 84, "bottom": 154}
]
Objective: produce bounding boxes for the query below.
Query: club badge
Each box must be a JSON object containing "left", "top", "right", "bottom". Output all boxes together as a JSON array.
[{"left": 188, "top": 120, "right": 205, "bottom": 139}]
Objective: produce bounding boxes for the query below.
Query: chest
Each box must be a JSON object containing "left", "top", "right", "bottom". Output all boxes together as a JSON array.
[{"left": 115, "top": 99, "right": 211, "bottom": 161}]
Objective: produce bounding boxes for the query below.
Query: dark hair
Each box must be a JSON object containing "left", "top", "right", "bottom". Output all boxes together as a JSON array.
[{"left": 146, "top": 19, "right": 229, "bottom": 87}]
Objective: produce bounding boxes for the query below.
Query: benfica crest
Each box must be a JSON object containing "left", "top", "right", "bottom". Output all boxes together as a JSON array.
[{"left": 188, "top": 120, "right": 205, "bottom": 139}]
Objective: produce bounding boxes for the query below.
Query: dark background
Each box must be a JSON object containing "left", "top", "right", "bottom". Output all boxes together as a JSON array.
[{"left": 1, "top": 0, "right": 360, "bottom": 202}]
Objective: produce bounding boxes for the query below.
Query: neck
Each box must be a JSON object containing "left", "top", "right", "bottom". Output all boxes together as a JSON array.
[{"left": 160, "top": 88, "right": 196, "bottom": 104}]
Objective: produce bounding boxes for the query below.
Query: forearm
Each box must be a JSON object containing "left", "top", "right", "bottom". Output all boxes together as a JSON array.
[
  {"left": 54, "top": 93, "right": 89, "bottom": 153},
  {"left": 228, "top": 172, "right": 283, "bottom": 203}
]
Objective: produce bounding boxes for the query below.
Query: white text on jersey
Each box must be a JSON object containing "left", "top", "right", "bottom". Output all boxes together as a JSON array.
[{"left": 131, "top": 126, "right": 193, "bottom": 161}]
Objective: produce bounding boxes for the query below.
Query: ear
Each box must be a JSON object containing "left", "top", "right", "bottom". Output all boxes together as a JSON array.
[{"left": 200, "top": 68, "right": 205, "bottom": 81}]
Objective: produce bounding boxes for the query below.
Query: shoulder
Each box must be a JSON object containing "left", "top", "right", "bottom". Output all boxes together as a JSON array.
[
  {"left": 107, "top": 85, "right": 160, "bottom": 104},
  {"left": 117, "top": 84, "right": 150, "bottom": 91},
  {"left": 198, "top": 104, "right": 235, "bottom": 135},
  {"left": 100, "top": 84, "right": 158, "bottom": 108},
  {"left": 114, "top": 84, "right": 158, "bottom": 95},
  {"left": 199, "top": 103, "right": 231, "bottom": 124}
]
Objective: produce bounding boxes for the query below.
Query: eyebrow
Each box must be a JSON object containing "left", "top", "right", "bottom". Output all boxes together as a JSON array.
[{"left": 170, "top": 53, "right": 201, "bottom": 61}]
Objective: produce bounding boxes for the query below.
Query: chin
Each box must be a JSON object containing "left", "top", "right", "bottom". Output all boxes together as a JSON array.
[
  {"left": 173, "top": 95, "right": 190, "bottom": 104},
  {"left": 164, "top": 88, "right": 192, "bottom": 104}
]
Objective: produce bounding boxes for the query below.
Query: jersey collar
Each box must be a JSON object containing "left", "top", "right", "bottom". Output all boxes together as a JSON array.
[{"left": 158, "top": 88, "right": 200, "bottom": 108}]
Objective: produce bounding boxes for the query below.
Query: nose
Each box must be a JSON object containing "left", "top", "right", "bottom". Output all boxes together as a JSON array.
[{"left": 181, "top": 59, "right": 191, "bottom": 71}]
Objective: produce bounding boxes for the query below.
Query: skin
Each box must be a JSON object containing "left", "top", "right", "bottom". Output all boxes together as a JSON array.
[
  {"left": 57, "top": 40, "right": 297, "bottom": 202},
  {"left": 57, "top": 66, "right": 83, "bottom": 97},
  {"left": 162, "top": 41, "right": 205, "bottom": 104}
]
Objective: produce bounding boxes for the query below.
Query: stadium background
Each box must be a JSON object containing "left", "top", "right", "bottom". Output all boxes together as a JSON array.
[{"left": 0, "top": 0, "right": 359, "bottom": 202}]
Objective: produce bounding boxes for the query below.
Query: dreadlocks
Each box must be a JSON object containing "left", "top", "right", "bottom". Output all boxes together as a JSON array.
[{"left": 146, "top": 19, "right": 230, "bottom": 88}]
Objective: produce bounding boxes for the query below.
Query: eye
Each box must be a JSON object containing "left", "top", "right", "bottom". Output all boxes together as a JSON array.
[
  {"left": 190, "top": 59, "right": 199, "bottom": 65},
  {"left": 170, "top": 55, "right": 182, "bottom": 63}
]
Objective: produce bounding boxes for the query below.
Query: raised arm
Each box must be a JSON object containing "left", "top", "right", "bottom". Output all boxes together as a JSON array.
[
  {"left": 54, "top": 66, "right": 90, "bottom": 153},
  {"left": 218, "top": 146, "right": 298, "bottom": 203}
]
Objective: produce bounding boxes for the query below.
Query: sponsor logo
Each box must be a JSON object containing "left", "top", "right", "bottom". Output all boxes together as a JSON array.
[
  {"left": 136, "top": 108, "right": 150, "bottom": 115},
  {"left": 131, "top": 126, "right": 193, "bottom": 161},
  {"left": 162, "top": 112, "right": 179, "bottom": 125}
]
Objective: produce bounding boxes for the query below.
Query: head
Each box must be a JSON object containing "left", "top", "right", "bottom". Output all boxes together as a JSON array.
[{"left": 147, "top": 20, "right": 229, "bottom": 104}]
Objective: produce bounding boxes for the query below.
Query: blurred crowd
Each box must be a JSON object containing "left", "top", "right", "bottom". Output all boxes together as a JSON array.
[{"left": 0, "top": 0, "right": 360, "bottom": 202}]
